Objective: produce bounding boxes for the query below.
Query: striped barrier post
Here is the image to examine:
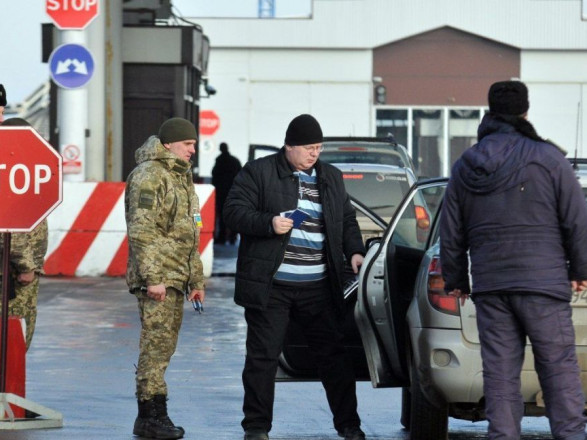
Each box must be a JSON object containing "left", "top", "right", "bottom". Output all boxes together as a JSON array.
[{"left": 44, "top": 183, "right": 215, "bottom": 278}]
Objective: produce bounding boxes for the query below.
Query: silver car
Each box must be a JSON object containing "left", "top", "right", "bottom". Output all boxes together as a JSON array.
[{"left": 280, "top": 178, "right": 587, "bottom": 439}]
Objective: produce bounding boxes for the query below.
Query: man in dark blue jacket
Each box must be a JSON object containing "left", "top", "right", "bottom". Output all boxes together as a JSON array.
[
  {"left": 224, "top": 114, "right": 366, "bottom": 440},
  {"left": 440, "top": 80, "right": 587, "bottom": 440}
]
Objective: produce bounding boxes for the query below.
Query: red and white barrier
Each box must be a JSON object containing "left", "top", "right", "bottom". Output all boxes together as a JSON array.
[{"left": 44, "top": 183, "right": 215, "bottom": 278}]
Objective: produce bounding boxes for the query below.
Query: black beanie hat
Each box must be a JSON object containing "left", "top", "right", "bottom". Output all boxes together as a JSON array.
[
  {"left": 158, "top": 117, "right": 197, "bottom": 144},
  {"left": 285, "top": 114, "right": 323, "bottom": 146},
  {"left": 0, "top": 84, "right": 6, "bottom": 107},
  {"left": 488, "top": 81, "right": 529, "bottom": 116}
]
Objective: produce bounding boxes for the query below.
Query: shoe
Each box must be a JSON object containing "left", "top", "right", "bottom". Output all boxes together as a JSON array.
[
  {"left": 152, "top": 395, "right": 185, "bottom": 437},
  {"left": 133, "top": 398, "right": 183, "bottom": 439},
  {"left": 244, "top": 429, "right": 269, "bottom": 440},
  {"left": 339, "top": 426, "right": 366, "bottom": 440}
]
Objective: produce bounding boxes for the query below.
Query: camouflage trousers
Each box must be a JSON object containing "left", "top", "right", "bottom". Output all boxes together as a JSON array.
[
  {"left": 135, "top": 287, "right": 184, "bottom": 401},
  {"left": 0, "top": 276, "right": 39, "bottom": 351}
]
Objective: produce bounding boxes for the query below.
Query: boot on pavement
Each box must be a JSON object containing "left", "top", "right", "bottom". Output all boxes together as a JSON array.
[
  {"left": 133, "top": 398, "right": 184, "bottom": 439},
  {"left": 153, "top": 395, "right": 185, "bottom": 437}
]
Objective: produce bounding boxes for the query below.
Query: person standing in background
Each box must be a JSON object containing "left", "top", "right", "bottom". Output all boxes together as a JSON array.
[
  {"left": 212, "top": 142, "right": 242, "bottom": 244},
  {"left": 0, "top": 84, "right": 7, "bottom": 122}
]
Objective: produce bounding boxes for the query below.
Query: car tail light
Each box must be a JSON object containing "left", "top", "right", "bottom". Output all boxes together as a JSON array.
[
  {"left": 427, "top": 256, "right": 459, "bottom": 316},
  {"left": 415, "top": 205, "right": 430, "bottom": 242}
]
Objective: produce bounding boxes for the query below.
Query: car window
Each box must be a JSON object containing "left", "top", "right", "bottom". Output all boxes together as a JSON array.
[
  {"left": 342, "top": 171, "right": 410, "bottom": 218},
  {"left": 390, "top": 184, "right": 446, "bottom": 250},
  {"left": 321, "top": 151, "right": 405, "bottom": 168}
]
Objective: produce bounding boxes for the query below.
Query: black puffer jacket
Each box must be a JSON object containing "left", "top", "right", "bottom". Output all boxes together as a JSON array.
[
  {"left": 440, "top": 114, "right": 587, "bottom": 301},
  {"left": 223, "top": 148, "right": 365, "bottom": 310}
]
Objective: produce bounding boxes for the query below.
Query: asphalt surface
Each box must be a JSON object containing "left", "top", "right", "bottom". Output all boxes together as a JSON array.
[{"left": 0, "top": 243, "right": 555, "bottom": 439}]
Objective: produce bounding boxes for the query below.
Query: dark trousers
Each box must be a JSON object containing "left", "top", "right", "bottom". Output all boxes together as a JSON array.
[
  {"left": 475, "top": 293, "right": 586, "bottom": 440},
  {"left": 241, "top": 283, "right": 360, "bottom": 433}
]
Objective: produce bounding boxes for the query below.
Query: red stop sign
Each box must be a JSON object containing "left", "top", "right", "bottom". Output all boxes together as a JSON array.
[
  {"left": 0, "top": 128, "right": 63, "bottom": 232},
  {"left": 46, "top": 0, "right": 99, "bottom": 30},
  {"left": 199, "top": 110, "right": 220, "bottom": 136}
]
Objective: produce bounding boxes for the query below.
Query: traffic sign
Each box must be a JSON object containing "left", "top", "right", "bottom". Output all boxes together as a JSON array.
[
  {"left": 0, "top": 127, "right": 63, "bottom": 232},
  {"left": 49, "top": 44, "right": 95, "bottom": 89},
  {"left": 199, "top": 110, "right": 220, "bottom": 136},
  {"left": 46, "top": 0, "right": 99, "bottom": 30}
]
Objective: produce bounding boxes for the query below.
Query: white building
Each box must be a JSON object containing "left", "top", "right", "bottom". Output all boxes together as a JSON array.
[{"left": 192, "top": 0, "right": 587, "bottom": 178}]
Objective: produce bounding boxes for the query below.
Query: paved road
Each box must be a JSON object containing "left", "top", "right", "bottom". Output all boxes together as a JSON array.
[{"left": 1, "top": 244, "right": 553, "bottom": 439}]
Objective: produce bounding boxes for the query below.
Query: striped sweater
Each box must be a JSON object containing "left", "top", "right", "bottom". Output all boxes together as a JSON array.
[{"left": 274, "top": 169, "right": 327, "bottom": 284}]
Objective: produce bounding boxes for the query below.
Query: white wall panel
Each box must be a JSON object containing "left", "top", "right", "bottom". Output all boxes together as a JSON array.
[
  {"left": 528, "top": 83, "right": 584, "bottom": 156},
  {"left": 522, "top": 51, "right": 587, "bottom": 83},
  {"left": 194, "top": 0, "right": 587, "bottom": 50}
]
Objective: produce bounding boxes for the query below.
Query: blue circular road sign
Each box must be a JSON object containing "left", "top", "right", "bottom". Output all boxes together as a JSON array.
[{"left": 49, "top": 43, "right": 95, "bottom": 89}]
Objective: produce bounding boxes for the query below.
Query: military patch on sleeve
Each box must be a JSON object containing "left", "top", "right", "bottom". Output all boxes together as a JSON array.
[{"left": 138, "top": 189, "right": 156, "bottom": 209}]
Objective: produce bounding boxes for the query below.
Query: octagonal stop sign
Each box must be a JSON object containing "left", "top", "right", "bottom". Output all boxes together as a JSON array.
[
  {"left": 0, "top": 127, "right": 63, "bottom": 232},
  {"left": 46, "top": 0, "right": 99, "bottom": 30}
]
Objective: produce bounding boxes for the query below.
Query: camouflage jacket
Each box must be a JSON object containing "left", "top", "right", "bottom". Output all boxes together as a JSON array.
[
  {"left": 125, "top": 136, "right": 204, "bottom": 293},
  {"left": 0, "top": 219, "right": 49, "bottom": 276}
]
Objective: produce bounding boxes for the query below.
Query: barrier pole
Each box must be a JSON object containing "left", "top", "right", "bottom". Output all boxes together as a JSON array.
[{"left": 0, "top": 233, "right": 11, "bottom": 393}]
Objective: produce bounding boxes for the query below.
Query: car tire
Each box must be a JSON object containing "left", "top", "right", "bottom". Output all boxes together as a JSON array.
[
  {"left": 400, "top": 387, "right": 411, "bottom": 429},
  {"left": 409, "top": 357, "right": 449, "bottom": 440}
]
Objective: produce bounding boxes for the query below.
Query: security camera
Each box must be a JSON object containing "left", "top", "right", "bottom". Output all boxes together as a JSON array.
[{"left": 204, "top": 84, "right": 217, "bottom": 96}]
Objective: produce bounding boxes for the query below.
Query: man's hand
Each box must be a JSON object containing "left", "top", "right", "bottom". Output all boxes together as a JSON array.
[
  {"left": 448, "top": 288, "right": 469, "bottom": 306},
  {"left": 17, "top": 271, "right": 36, "bottom": 285},
  {"left": 572, "top": 280, "right": 587, "bottom": 292},
  {"left": 147, "top": 284, "right": 167, "bottom": 301},
  {"left": 351, "top": 254, "right": 364, "bottom": 274},
  {"left": 187, "top": 289, "right": 205, "bottom": 303},
  {"left": 272, "top": 216, "right": 294, "bottom": 235}
]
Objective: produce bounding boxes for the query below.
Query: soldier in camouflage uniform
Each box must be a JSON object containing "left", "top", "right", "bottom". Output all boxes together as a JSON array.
[
  {"left": 125, "top": 117, "right": 205, "bottom": 440},
  {"left": 0, "top": 117, "right": 49, "bottom": 351}
]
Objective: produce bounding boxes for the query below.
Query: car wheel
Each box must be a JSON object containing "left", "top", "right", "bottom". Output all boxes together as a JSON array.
[
  {"left": 400, "top": 386, "right": 411, "bottom": 429},
  {"left": 409, "top": 357, "right": 449, "bottom": 440}
]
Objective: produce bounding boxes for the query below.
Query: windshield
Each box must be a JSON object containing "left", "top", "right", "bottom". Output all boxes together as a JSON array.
[
  {"left": 320, "top": 141, "right": 411, "bottom": 169},
  {"left": 342, "top": 171, "right": 410, "bottom": 218}
]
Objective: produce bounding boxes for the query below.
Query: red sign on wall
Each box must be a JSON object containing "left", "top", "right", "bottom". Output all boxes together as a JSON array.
[{"left": 199, "top": 110, "right": 220, "bottom": 137}]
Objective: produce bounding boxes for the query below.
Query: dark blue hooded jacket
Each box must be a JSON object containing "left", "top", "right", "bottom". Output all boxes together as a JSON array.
[{"left": 440, "top": 113, "right": 587, "bottom": 301}]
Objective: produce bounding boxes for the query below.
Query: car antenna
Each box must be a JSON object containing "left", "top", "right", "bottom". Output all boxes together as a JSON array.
[{"left": 573, "top": 101, "right": 581, "bottom": 170}]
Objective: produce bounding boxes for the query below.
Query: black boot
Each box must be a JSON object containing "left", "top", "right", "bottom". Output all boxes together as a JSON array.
[
  {"left": 133, "top": 398, "right": 183, "bottom": 439},
  {"left": 153, "top": 395, "right": 185, "bottom": 437}
]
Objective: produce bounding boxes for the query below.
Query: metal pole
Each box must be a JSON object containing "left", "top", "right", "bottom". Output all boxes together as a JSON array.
[
  {"left": 0, "top": 233, "right": 11, "bottom": 393},
  {"left": 58, "top": 30, "right": 88, "bottom": 182}
]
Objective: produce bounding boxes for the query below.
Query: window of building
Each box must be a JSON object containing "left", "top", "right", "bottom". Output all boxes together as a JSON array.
[{"left": 375, "top": 106, "right": 487, "bottom": 177}]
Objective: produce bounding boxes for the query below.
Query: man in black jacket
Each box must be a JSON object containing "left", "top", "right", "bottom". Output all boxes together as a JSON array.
[
  {"left": 224, "top": 114, "right": 367, "bottom": 440},
  {"left": 212, "top": 142, "right": 242, "bottom": 244},
  {"left": 440, "top": 81, "right": 587, "bottom": 440}
]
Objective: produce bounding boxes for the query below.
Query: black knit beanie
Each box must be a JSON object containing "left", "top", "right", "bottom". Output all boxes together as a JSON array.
[
  {"left": 0, "top": 84, "right": 6, "bottom": 106},
  {"left": 284, "top": 114, "right": 323, "bottom": 146},
  {"left": 488, "top": 81, "right": 529, "bottom": 116},
  {"left": 158, "top": 117, "right": 197, "bottom": 144}
]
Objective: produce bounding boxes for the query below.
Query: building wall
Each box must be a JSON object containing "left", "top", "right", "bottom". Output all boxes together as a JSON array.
[
  {"left": 373, "top": 27, "right": 520, "bottom": 106},
  {"left": 190, "top": 0, "right": 587, "bottom": 174},
  {"left": 198, "top": 48, "right": 373, "bottom": 176},
  {"left": 523, "top": 51, "right": 587, "bottom": 153}
]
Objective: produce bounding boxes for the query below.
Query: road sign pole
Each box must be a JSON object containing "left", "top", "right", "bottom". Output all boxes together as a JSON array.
[
  {"left": 0, "top": 233, "right": 11, "bottom": 393},
  {"left": 57, "top": 30, "right": 87, "bottom": 182}
]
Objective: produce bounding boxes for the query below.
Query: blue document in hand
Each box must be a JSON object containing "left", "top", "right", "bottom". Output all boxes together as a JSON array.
[{"left": 286, "top": 209, "right": 311, "bottom": 228}]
